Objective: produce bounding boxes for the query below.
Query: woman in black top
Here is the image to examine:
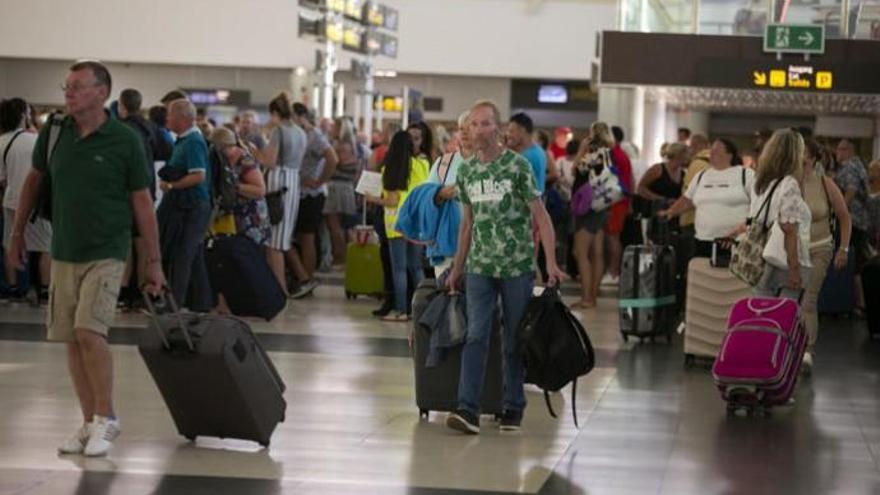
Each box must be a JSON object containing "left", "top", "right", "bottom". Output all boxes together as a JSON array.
[{"left": 637, "top": 142, "right": 687, "bottom": 203}]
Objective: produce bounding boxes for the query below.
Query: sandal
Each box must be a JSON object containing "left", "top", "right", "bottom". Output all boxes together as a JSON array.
[
  {"left": 381, "top": 312, "right": 410, "bottom": 322},
  {"left": 570, "top": 300, "right": 596, "bottom": 310}
]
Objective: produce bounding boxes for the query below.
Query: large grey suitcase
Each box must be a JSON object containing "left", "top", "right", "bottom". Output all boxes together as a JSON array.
[
  {"left": 618, "top": 244, "right": 678, "bottom": 343},
  {"left": 411, "top": 280, "right": 503, "bottom": 419},
  {"left": 139, "top": 292, "right": 286, "bottom": 447}
]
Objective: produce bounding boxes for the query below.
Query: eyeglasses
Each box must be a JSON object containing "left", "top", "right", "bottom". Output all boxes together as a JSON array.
[{"left": 60, "top": 82, "right": 101, "bottom": 93}]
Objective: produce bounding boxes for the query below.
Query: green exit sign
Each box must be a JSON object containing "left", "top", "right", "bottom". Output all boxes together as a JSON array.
[{"left": 764, "top": 24, "right": 825, "bottom": 54}]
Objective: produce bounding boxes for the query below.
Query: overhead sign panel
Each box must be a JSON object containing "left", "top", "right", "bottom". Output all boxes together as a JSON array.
[
  {"left": 600, "top": 31, "right": 880, "bottom": 94},
  {"left": 751, "top": 65, "right": 833, "bottom": 90},
  {"left": 764, "top": 24, "right": 825, "bottom": 55}
]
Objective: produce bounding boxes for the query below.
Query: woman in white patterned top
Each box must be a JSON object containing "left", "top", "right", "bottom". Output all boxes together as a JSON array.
[{"left": 749, "top": 129, "right": 812, "bottom": 300}]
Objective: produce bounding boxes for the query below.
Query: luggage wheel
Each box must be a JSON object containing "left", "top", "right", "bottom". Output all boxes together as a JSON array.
[
  {"left": 419, "top": 409, "right": 429, "bottom": 420},
  {"left": 725, "top": 404, "right": 737, "bottom": 417}
]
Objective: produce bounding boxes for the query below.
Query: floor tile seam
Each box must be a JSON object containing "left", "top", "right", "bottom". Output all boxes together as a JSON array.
[
  {"left": 652, "top": 413, "right": 686, "bottom": 495},
  {"left": 852, "top": 392, "right": 880, "bottom": 474},
  {"left": 535, "top": 370, "right": 619, "bottom": 494},
  {"left": 2, "top": 468, "right": 72, "bottom": 495}
]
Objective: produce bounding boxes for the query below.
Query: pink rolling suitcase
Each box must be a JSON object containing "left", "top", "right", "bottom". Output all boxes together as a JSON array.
[{"left": 712, "top": 295, "right": 806, "bottom": 416}]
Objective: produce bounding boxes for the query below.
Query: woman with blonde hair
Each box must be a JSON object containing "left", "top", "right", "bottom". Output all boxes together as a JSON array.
[
  {"left": 592, "top": 121, "right": 633, "bottom": 286},
  {"left": 749, "top": 129, "right": 812, "bottom": 299},
  {"left": 637, "top": 142, "right": 687, "bottom": 203},
  {"left": 570, "top": 128, "right": 614, "bottom": 308}
]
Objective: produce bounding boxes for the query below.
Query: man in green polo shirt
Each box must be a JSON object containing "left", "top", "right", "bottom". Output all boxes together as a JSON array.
[{"left": 6, "top": 60, "right": 165, "bottom": 457}]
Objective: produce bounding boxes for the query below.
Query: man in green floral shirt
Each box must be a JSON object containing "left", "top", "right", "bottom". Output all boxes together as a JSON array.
[{"left": 446, "top": 100, "right": 565, "bottom": 434}]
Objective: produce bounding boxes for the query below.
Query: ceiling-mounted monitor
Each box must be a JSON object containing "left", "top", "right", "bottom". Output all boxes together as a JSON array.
[{"left": 537, "top": 85, "right": 568, "bottom": 104}]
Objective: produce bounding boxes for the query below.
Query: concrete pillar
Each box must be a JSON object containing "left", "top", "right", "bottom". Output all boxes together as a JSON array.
[
  {"left": 598, "top": 86, "right": 645, "bottom": 152},
  {"left": 643, "top": 96, "right": 667, "bottom": 166},
  {"left": 675, "top": 109, "right": 710, "bottom": 138}
]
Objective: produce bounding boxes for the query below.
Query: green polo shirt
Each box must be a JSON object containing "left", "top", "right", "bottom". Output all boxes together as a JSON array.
[{"left": 32, "top": 113, "right": 151, "bottom": 262}]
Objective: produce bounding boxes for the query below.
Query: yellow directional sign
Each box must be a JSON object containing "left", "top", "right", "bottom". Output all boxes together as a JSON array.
[
  {"left": 751, "top": 66, "right": 836, "bottom": 91},
  {"left": 769, "top": 70, "right": 787, "bottom": 88},
  {"left": 816, "top": 71, "right": 833, "bottom": 90},
  {"left": 753, "top": 71, "right": 767, "bottom": 86}
]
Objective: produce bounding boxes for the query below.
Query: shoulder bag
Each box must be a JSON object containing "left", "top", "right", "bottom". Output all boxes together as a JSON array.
[{"left": 729, "top": 179, "right": 783, "bottom": 286}]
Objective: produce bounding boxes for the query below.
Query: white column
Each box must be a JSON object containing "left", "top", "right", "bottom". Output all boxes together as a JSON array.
[
  {"left": 363, "top": 56, "right": 375, "bottom": 140},
  {"left": 353, "top": 92, "right": 362, "bottom": 130},
  {"left": 598, "top": 86, "right": 645, "bottom": 155},
  {"left": 375, "top": 92, "right": 384, "bottom": 133},
  {"left": 675, "top": 110, "right": 710, "bottom": 137},
  {"left": 334, "top": 82, "right": 345, "bottom": 118},
  {"left": 401, "top": 85, "right": 410, "bottom": 130},
  {"left": 320, "top": 41, "right": 337, "bottom": 120},
  {"left": 665, "top": 107, "right": 679, "bottom": 144},
  {"left": 643, "top": 95, "right": 667, "bottom": 166}
]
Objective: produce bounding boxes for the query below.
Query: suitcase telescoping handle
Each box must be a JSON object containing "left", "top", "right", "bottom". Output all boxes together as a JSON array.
[
  {"left": 774, "top": 288, "right": 805, "bottom": 305},
  {"left": 141, "top": 287, "right": 195, "bottom": 352}
]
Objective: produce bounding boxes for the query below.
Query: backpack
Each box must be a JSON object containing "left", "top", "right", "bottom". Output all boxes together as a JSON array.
[
  {"left": 30, "top": 112, "right": 65, "bottom": 223},
  {"left": 123, "top": 116, "right": 159, "bottom": 198},
  {"left": 208, "top": 145, "right": 238, "bottom": 213},
  {"left": 517, "top": 287, "right": 596, "bottom": 427}
]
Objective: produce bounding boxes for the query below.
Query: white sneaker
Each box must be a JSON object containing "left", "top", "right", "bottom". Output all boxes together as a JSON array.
[
  {"left": 601, "top": 274, "right": 620, "bottom": 286},
  {"left": 83, "top": 416, "right": 120, "bottom": 457},
  {"left": 802, "top": 352, "right": 813, "bottom": 377},
  {"left": 58, "top": 423, "right": 91, "bottom": 455}
]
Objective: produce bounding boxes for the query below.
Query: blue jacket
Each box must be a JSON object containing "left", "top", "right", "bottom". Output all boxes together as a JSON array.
[{"left": 394, "top": 183, "right": 460, "bottom": 265}]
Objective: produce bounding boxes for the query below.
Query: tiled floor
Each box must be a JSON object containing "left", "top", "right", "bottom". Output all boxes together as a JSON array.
[{"left": 0, "top": 281, "right": 878, "bottom": 495}]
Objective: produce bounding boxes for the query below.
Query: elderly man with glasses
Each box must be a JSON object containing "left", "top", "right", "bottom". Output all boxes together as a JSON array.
[{"left": 6, "top": 60, "right": 165, "bottom": 457}]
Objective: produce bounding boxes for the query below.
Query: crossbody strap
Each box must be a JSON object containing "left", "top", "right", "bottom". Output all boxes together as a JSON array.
[
  {"left": 439, "top": 151, "right": 457, "bottom": 185},
  {"left": 756, "top": 178, "right": 783, "bottom": 230},
  {"left": 818, "top": 174, "right": 838, "bottom": 238},
  {"left": 2, "top": 130, "right": 25, "bottom": 168}
]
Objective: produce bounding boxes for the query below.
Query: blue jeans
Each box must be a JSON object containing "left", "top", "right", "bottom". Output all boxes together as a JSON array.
[
  {"left": 458, "top": 272, "right": 534, "bottom": 416},
  {"left": 167, "top": 200, "right": 213, "bottom": 311},
  {"left": 388, "top": 238, "right": 423, "bottom": 313}
]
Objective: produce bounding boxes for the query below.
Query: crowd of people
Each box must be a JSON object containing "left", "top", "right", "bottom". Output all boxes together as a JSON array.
[{"left": 1, "top": 60, "right": 880, "bottom": 450}]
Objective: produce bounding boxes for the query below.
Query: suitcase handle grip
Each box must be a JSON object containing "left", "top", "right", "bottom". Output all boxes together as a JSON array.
[
  {"left": 773, "top": 288, "right": 805, "bottom": 305},
  {"left": 142, "top": 287, "right": 195, "bottom": 352}
]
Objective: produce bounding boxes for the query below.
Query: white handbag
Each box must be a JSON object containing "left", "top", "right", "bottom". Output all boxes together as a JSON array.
[
  {"left": 589, "top": 150, "right": 624, "bottom": 212},
  {"left": 762, "top": 222, "right": 788, "bottom": 269}
]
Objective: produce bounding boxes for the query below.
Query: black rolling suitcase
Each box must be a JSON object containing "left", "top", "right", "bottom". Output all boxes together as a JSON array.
[
  {"left": 863, "top": 256, "right": 880, "bottom": 339},
  {"left": 205, "top": 235, "right": 286, "bottom": 320},
  {"left": 618, "top": 245, "right": 678, "bottom": 343},
  {"left": 139, "top": 292, "right": 286, "bottom": 447},
  {"left": 411, "top": 280, "right": 503, "bottom": 419}
]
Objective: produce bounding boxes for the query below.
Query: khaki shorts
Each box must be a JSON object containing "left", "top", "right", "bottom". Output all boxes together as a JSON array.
[{"left": 48, "top": 259, "right": 125, "bottom": 341}]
